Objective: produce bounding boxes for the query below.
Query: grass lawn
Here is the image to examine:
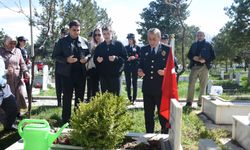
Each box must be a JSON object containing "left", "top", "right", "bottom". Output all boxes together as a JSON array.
[
  {"left": 0, "top": 106, "right": 230, "bottom": 149},
  {"left": 35, "top": 81, "right": 200, "bottom": 100}
]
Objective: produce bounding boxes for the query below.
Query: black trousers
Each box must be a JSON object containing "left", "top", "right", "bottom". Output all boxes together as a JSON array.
[
  {"left": 0, "top": 95, "right": 18, "bottom": 130},
  {"left": 86, "top": 68, "right": 100, "bottom": 101},
  {"left": 55, "top": 73, "right": 63, "bottom": 106},
  {"left": 124, "top": 69, "right": 138, "bottom": 101},
  {"left": 61, "top": 72, "right": 86, "bottom": 123},
  {"left": 100, "top": 76, "right": 120, "bottom": 96},
  {"left": 143, "top": 93, "right": 168, "bottom": 133}
]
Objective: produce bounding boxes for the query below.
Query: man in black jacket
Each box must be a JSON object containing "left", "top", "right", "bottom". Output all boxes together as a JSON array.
[
  {"left": 138, "top": 28, "right": 170, "bottom": 134},
  {"left": 186, "top": 31, "right": 215, "bottom": 107},
  {"left": 94, "top": 26, "right": 127, "bottom": 96},
  {"left": 54, "top": 20, "right": 90, "bottom": 123},
  {"left": 52, "top": 28, "right": 68, "bottom": 107}
]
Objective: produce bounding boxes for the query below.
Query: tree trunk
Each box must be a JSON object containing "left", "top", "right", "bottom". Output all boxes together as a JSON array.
[
  {"left": 27, "top": 56, "right": 36, "bottom": 118},
  {"left": 176, "top": 0, "right": 186, "bottom": 83},
  {"left": 248, "top": 68, "right": 250, "bottom": 85},
  {"left": 225, "top": 60, "right": 228, "bottom": 73}
]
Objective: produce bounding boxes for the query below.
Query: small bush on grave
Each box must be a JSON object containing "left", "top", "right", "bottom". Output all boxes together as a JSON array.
[{"left": 70, "top": 92, "right": 132, "bottom": 149}]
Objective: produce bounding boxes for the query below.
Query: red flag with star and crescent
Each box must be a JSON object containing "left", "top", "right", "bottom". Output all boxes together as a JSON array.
[{"left": 160, "top": 48, "right": 179, "bottom": 128}]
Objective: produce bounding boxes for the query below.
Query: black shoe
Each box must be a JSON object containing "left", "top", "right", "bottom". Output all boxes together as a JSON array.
[
  {"left": 197, "top": 102, "right": 202, "bottom": 107},
  {"left": 185, "top": 102, "right": 192, "bottom": 107},
  {"left": 161, "top": 128, "right": 169, "bottom": 134},
  {"left": 130, "top": 100, "right": 134, "bottom": 105}
]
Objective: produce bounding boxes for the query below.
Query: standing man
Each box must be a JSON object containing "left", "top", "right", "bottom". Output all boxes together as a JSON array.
[
  {"left": 161, "top": 33, "right": 179, "bottom": 73},
  {"left": 124, "top": 33, "right": 140, "bottom": 104},
  {"left": 186, "top": 31, "right": 215, "bottom": 107},
  {"left": 94, "top": 26, "right": 127, "bottom": 96},
  {"left": 138, "top": 28, "right": 170, "bottom": 134},
  {"left": 54, "top": 20, "right": 90, "bottom": 123},
  {"left": 52, "top": 28, "right": 68, "bottom": 107}
]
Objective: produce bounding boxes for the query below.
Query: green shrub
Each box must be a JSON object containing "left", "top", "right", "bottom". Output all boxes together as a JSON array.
[{"left": 70, "top": 92, "right": 132, "bottom": 149}]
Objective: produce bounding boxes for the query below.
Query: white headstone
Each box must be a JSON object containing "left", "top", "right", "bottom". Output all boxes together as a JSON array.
[
  {"left": 235, "top": 73, "right": 240, "bottom": 85},
  {"left": 169, "top": 99, "right": 183, "bottom": 150},
  {"left": 210, "top": 86, "right": 223, "bottom": 96},
  {"left": 34, "top": 64, "right": 38, "bottom": 74},
  {"left": 229, "top": 73, "right": 233, "bottom": 80},
  {"left": 207, "top": 80, "right": 213, "bottom": 95},
  {"left": 42, "top": 65, "right": 48, "bottom": 90},
  {"left": 220, "top": 70, "right": 224, "bottom": 80}
]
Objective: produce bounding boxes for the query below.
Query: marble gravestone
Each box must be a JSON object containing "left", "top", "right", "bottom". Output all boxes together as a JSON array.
[{"left": 232, "top": 115, "right": 250, "bottom": 150}]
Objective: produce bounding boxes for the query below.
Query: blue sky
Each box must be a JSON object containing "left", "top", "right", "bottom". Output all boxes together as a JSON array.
[{"left": 0, "top": 0, "right": 234, "bottom": 43}]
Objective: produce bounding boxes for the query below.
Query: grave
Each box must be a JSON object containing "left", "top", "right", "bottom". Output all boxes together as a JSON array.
[
  {"left": 7, "top": 99, "right": 183, "bottom": 150},
  {"left": 232, "top": 115, "right": 250, "bottom": 150},
  {"left": 202, "top": 96, "right": 250, "bottom": 124}
]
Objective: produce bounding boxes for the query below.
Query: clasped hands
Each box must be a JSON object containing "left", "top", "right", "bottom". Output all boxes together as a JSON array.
[
  {"left": 67, "top": 55, "right": 89, "bottom": 64},
  {"left": 137, "top": 69, "right": 165, "bottom": 77},
  {"left": 96, "top": 55, "right": 117, "bottom": 63},
  {"left": 193, "top": 56, "right": 206, "bottom": 63}
]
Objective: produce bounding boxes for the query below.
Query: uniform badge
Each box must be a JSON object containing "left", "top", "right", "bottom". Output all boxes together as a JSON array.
[
  {"left": 145, "top": 52, "right": 149, "bottom": 56},
  {"left": 161, "top": 51, "right": 166, "bottom": 56}
]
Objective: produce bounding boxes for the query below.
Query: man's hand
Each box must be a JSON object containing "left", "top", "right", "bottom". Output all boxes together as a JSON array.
[
  {"left": 193, "top": 56, "right": 200, "bottom": 61},
  {"left": 199, "top": 58, "right": 206, "bottom": 63},
  {"left": 97, "top": 56, "right": 103, "bottom": 63},
  {"left": 128, "top": 56, "right": 136, "bottom": 61},
  {"left": 157, "top": 69, "right": 165, "bottom": 76},
  {"left": 80, "top": 57, "right": 88, "bottom": 64},
  {"left": 67, "top": 55, "right": 78, "bottom": 64},
  {"left": 138, "top": 69, "right": 145, "bottom": 77},
  {"left": 109, "top": 55, "right": 116, "bottom": 62}
]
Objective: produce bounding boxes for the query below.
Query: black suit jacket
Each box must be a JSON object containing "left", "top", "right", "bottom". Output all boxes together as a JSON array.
[
  {"left": 94, "top": 40, "right": 127, "bottom": 77},
  {"left": 53, "top": 35, "right": 90, "bottom": 77}
]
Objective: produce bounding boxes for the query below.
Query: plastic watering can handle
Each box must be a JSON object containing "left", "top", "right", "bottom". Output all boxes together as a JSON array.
[
  {"left": 48, "top": 122, "right": 69, "bottom": 145},
  {"left": 18, "top": 119, "right": 50, "bottom": 137}
]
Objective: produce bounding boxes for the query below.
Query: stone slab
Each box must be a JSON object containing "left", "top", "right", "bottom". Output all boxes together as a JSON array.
[
  {"left": 198, "top": 139, "right": 221, "bottom": 150},
  {"left": 169, "top": 99, "right": 183, "bottom": 150},
  {"left": 232, "top": 116, "right": 250, "bottom": 150},
  {"left": 202, "top": 96, "right": 250, "bottom": 124}
]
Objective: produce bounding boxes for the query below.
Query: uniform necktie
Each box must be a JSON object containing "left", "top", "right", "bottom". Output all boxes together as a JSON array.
[{"left": 151, "top": 48, "right": 156, "bottom": 55}]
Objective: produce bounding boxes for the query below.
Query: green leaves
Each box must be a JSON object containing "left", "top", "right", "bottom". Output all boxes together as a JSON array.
[{"left": 70, "top": 92, "right": 132, "bottom": 149}]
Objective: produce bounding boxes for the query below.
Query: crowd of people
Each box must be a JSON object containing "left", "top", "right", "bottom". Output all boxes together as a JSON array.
[{"left": 0, "top": 19, "right": 215, "bottom": 134}]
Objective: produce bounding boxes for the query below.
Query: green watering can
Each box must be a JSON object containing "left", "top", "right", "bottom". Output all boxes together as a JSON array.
[{"left": 18, "top": 119, "right": 69, "bottom": 150}]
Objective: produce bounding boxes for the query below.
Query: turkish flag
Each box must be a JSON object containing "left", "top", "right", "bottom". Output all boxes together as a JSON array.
[{"left": 160, "top": 49, "right": 179, "bottom": 127}]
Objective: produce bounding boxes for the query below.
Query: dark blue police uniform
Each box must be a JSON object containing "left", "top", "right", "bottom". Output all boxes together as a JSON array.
[
  {"left": 124, "top": 45, "right": 140, "bottom": 102},
  {"left": 139, "top": 43, "right": 170, "bottom": 133}
]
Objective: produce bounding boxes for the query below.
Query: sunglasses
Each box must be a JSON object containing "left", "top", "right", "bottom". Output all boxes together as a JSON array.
[
  {"left": 94, "top": 34, "right": 101, "bottom": 37},
  {"left": 9, "top": 42, "right": 17, "bottom": 45}
]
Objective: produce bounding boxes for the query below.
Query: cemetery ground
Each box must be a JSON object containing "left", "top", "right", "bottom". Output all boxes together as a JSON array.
[{"left": 1, "top": 68, "right": 250, "bottom": 150}]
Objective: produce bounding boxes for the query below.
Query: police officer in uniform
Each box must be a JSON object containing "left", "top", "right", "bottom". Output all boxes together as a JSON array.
[
  {"left": 138, "top": 28, "right": 170, "bottom": 134},
  {"left": 54, "top": 20, "right": 90, "bottom": 123},
  {"left": 124, "top": 33, "right": 140, "bottom": 104},
  {"left": 94, "top": 26, "right": 127, "bottom": 96}
]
